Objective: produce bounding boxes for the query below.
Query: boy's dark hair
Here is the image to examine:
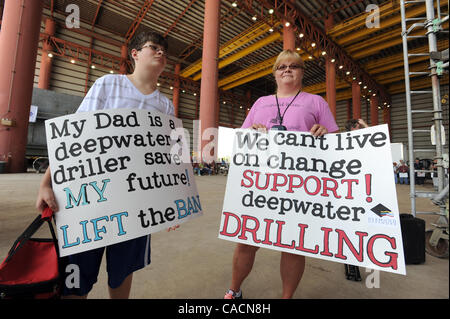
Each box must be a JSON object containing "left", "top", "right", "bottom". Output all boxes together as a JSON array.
[
  {"left": 344, "top": 119, "right": 359, "bottom": 132},
  {"left": 128, "top": 31, "right": 168, "bottom": 65}
]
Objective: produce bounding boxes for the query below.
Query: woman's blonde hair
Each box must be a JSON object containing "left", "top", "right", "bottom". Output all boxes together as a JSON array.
[{"left": 272, "top": 49, "right": 305, "bottom": 73}]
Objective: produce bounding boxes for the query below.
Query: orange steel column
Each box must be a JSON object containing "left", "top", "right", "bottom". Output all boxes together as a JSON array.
[
  {"left": 215, "top": 98, "right": 220, "bottom": 128},
  {"left": 324, "top": 15, "right": 336, "bottom": 118},
  {"left": 283, "top": 22, "right": 296, "bottom": 50},
  {"left": 0, "top": 0, "right": 44, "bottom": 173},
  {"left": 383, "top": 107, "right": 392, "bottom": 140},
  {"left": 120, "top": 45, "right": 128, "bottom": 74},
  {"left": 370, "top": 95, "right": 379, "bottom": 126},
  {"left": 246, "top": 90, "right": 251, "bottom": 116},
  {"left": 172, "top": 63, "right": 181, "bottom": 117},
  {"left": 352, "top": 80, "right": 361, "bottom": 119},
  {"left": 38, "top": 17, "right": 56, "bottom": 90},
  {"left": 199, "top": 0, "right": 220, "bottom": 162},
  {"left": 347, "top": 99, "right": 352, "bottom": 121}
]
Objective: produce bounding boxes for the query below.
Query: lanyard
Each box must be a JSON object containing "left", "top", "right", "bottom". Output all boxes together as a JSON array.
[{"left": 275, "top": 89, "right": 301, "bottom": 126}]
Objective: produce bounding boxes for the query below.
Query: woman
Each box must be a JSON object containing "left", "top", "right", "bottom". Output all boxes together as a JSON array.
[{"left": 224, "top": 49, "right": 339, "bottom": 299}]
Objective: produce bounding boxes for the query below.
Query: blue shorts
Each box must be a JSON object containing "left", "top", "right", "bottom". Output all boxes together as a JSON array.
[{"left": 62, "top": 235, "right": 151, "bottom": 296}]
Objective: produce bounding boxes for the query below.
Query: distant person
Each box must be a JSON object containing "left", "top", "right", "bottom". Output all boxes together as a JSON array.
[
  {"left": 344, "top": 118, "right": 368, "bottom": 131},
  {"left": 414, "top": 158, "right": 425, "bottom": 185},
  {"left": 398, "top": 160, "right": 409, "bottom": 184},
  {"left": 202, "top": 162, "right": 213, "bottom": 176},
  {"left": 193, "top": 162, "right": 201, "bottom": 176},
  {"left": 393, "top": 162, "right": 399, "bottom": 184},
  {"left": 431, "top": 159, "right": 439, "bottom": 189}
]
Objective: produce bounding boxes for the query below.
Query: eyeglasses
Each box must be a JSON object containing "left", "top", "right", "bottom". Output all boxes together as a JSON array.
[
  {"left": 276, "top": 64, "right": 303, "bottom": 71},
  {"left": 140, "top": 44, "right": 167, "bottom": 56}
]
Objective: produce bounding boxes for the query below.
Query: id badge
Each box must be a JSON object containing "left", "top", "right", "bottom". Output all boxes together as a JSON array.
[{"left": 271, "top": 125, "right": 287, "bottom": 131}]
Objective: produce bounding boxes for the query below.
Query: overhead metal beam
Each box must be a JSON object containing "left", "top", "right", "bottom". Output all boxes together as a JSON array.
[
  {"left": 180, "top": 20, "right": 278, "bottom": 78},
  {"left": 364, "top": 40, "right": 448, "bottom": 74},
  {"left": 222, "top": 67, "right": 273, "bottom": 91},
  {"left": 304, "top": 61, "right": 431, "bottom": 95},
  {"left": 192, "top": 32, "right": 282, "bottom": 81},
  {"left": 386, "top": 75, "right": 449, "bottom": 94},
  {"left": 327, "top": 1, "right": 412, "bottom": 38},
  {"left": 217, "top": 49, "right": 315, "bottom": 90},
  {"left": 218, "top": 56, "right": 277, "bottom": 87},
  {"left": 374, "top": 62, "right": 430, "bottom": 82},
  {"left": 348, "top": 21, "right": 448, "bottom": 59},
  {"left": 336, "top": 76, "right": 449, "bottom": 101},
  {"left": 40, "top": 34, "right": 122, "bottom": 72},
  {"left": 163, "top": 0, "right": 197, "bottom": 37},
  {"left": 331, "top": 1, "right": 446, "bottom": 46},
  {"left": 124, "top": 0, "right": 155, "bottom": 45},
  {"left": 220, "top": 21, "right": 280, "bottom": 59},
  {"left": 304, "top": 78, "right": 349, "bottom": 94},
  {"left": 91, "top": 0, "right": 104, "bottom": 29},
  {"left": 337, "top": 4, "right": 429, "bottom": 46}
]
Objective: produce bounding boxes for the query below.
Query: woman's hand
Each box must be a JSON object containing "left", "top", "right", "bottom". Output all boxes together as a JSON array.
[
  {"left": 310, "top": 124, "right": 328, "bottom": 137},
  {"left": 250, "top": 123, "right": 268, "bottom": 132}
]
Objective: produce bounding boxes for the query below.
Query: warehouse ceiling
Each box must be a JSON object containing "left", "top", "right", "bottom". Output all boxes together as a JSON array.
[{"left": 3, "top": 0, "right": 449, "bottom": 103}]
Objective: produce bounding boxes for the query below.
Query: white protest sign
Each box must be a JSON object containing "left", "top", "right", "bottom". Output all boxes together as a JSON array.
[
  {"left": 219, "top": 124, "right": 406, "bottom": 275},
  {"left": 45, "top": 108, "right": 202, "bottom": 257}
]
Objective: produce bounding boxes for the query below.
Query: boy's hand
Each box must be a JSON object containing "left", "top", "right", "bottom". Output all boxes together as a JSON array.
[
  {"left": 167, "top": 225, "right": 180, "bottom": 232},
  {"left": 36, "top": 185, "right": 58, "bottom": 213}
]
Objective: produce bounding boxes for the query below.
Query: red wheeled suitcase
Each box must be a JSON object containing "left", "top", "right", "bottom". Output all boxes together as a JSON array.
[{"left": 0, "top": 208, "right": 63, "bottom": 299}]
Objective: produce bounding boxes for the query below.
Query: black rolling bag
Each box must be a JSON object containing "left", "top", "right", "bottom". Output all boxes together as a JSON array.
[{"left": 400, "top": 214, "right": 426, "bottom": 264}]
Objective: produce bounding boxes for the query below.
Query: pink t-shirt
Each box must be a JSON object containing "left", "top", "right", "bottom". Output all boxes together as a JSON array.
[{"left": 242, "top": 92, "right": 339, "bottom": 133}]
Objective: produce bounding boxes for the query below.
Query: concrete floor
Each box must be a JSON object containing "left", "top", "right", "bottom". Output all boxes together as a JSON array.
[{"left": 0, "top": 173, "right": 448, "bottom": 299}]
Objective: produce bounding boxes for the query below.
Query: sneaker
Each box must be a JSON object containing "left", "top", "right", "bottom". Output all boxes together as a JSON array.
[{"left": 224, "top": 289, "right": 243, "bottom": 299}]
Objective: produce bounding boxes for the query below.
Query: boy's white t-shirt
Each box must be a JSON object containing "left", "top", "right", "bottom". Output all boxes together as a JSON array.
[{"left": 76, "top": 74, "right": 174, "bottom": 115}]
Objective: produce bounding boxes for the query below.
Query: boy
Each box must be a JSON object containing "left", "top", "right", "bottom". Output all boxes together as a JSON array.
[{"left": 36, "top": 31, "right": 177, "bottom": 298}]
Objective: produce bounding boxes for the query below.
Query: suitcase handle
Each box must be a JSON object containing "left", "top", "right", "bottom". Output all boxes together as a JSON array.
[
  {"left": 5, "top": 210, "right": 58, "bottom": 263},
  {"left": 41, "top": 207, "right": 54, "bottom": 221}
]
